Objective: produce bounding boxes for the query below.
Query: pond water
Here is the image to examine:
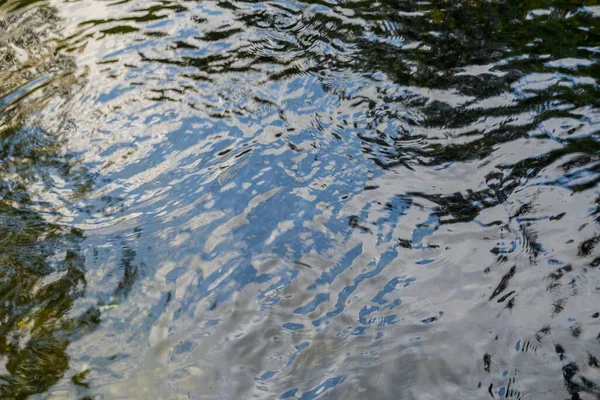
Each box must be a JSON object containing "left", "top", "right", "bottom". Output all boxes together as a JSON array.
[{"left": 1, "top": 0, "right": 600, "bottom": 398}]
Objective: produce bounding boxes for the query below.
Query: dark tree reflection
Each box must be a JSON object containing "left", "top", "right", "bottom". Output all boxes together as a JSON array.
[{"left": 0, "top": 3, "right": 125, "bottom": 398}]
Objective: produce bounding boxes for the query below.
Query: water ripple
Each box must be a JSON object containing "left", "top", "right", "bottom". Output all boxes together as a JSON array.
[{"left": 0, "top": 0, "right": 600, "bottom": 398}]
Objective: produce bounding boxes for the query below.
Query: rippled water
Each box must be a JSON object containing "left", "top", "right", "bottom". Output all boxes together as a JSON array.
[{"left": 1, "top": 0, "right": 600, "bottom": 398}]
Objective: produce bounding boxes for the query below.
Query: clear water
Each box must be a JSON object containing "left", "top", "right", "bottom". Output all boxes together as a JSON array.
[{"left": 1, "top": 0, "right": 600, "bottom": 398}]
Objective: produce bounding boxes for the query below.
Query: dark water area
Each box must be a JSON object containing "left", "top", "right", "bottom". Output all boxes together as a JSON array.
[{"left": 0, "top": 0, "right": 600, "bottom": 398}]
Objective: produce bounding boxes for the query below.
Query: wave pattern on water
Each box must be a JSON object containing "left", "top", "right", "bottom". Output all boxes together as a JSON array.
[{"left": 1, "top": 0, "right": 600, "bottom": 399}]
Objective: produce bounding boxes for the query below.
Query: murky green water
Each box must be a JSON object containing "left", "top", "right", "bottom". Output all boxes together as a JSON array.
[{"left": 1, "top": 0, "right": 599, "bottom": 398}]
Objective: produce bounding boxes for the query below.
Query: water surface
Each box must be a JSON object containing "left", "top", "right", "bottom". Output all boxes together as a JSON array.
[{"left": 1, "top": 0, "right": 600, "bottom": 398}]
